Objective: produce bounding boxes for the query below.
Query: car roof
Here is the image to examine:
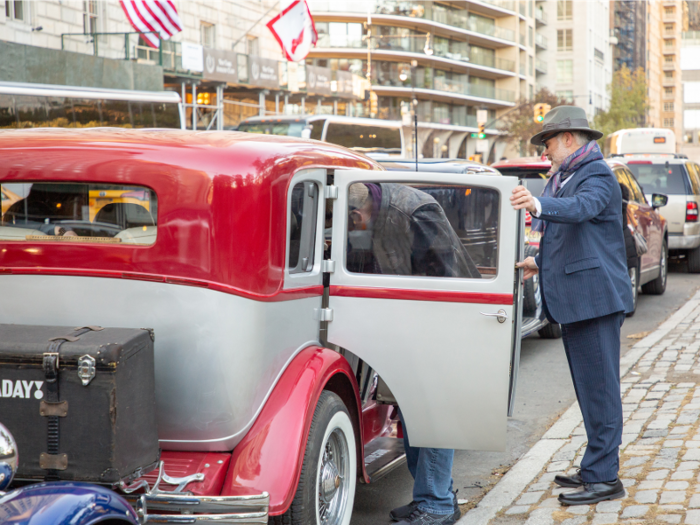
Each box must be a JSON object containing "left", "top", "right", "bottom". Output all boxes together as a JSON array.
[
  {"left": 240, "top": 115, "right": 403, "bottom": 128},
  {"left": 491, "top": 156, "right": 551, "bottom": 170},
  {"left": 0, "top": 128, "right": 382, "bottom": 297},
  {"left": 378, "top": 158, "right": 499, "bottom": 175},
  {"left": 611, "top": 153, "right": 689, "bottom": 163}
]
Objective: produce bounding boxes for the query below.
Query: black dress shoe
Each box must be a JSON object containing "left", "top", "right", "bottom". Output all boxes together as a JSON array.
[
  {"left": 554, "top": 470, "right": 583, "bottom": 488},
  {"left": 558, "top": 479, "right": 625, "bottom": 506}
]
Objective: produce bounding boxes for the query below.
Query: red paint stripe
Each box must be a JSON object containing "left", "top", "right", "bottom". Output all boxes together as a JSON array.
[
  {"left": 329, "top": 285, "right": 513, "bottom": 305},
  {"left": 130, "top": 0, "right": 161, "bottom": 48},
  {"left": 0, "top": 267, "right": 323, "bottom": 302}
]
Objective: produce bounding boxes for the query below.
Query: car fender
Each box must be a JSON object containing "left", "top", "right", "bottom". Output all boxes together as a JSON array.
[
  {"left": 0, "top": 482, "right": 139, "bottom": 524},
  {"left": 220, "top": 345, "right": 365, "bottom": 516}
]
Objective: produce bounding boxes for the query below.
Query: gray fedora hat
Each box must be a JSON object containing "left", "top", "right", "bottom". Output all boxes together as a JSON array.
[{"left": 530, "top": 105, "right": 603, "bottom": 146}]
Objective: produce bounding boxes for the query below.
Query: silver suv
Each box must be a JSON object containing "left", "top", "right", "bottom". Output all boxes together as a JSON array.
[{"left": 623, "top": 154, "right": 700, "bottom": 272}]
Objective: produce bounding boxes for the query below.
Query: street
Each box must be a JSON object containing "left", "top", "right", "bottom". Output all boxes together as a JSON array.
[{"left": 350, "top": 260, "right": 700, "bottom": 525}]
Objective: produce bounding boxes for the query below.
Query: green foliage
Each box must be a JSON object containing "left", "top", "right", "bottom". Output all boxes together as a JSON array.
[
  {"left": 593, "top": 65, "right": 649, "bottom": 145},
  {"left": 498, "top": 88, "right": 572, "bottom": 157}
]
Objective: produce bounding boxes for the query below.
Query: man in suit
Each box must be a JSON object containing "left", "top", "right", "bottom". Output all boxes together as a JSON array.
[{"left": 510, "top": 106, "right": 634, "bottom": 506}]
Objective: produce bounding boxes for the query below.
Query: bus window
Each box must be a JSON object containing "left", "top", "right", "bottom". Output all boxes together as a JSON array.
[{"left": 324, "top": 123, "right": 401, "bottom": 154}]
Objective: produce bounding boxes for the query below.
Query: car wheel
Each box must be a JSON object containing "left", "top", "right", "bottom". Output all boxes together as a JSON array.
[
  {"left": 522, "top": 245, "right": 540, "bottom": 316},
  {"left": 688, "top": 245, "right": 700, "bottom": 273},
  {"left": 538, "top": 322, "right": 562, "bottom": 339},
  {"left": 642, "top": 238, "right": 667, "bottom": 295},
  {"left": 271, "top": 391, "right": 357, "bottom": 525},
  {"left": 626, "top": 264, "right": 639, "bottom": 317}
]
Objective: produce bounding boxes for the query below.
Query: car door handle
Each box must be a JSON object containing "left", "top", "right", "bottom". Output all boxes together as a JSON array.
[{"left": 480, "top": 309, "right": 508, "bottom": 323}]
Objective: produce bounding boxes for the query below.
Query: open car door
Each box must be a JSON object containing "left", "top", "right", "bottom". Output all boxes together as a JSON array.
[{"left": 326, "top": 169, "right": 522, "bottom": 451}]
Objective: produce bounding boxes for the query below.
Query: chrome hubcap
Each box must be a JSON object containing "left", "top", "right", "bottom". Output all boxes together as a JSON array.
[{"left": 318, "top": 428, "right": 349, "bottom": 525}]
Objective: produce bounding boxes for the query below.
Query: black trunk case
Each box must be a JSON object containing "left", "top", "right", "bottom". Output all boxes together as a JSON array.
[{"left": 0, "top": 324, "right": 159, "bottom": 484}]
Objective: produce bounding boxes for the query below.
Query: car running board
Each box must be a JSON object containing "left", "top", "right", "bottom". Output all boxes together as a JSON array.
[{"left": 362, "top": 436, "right": 406, "bottom": 483}]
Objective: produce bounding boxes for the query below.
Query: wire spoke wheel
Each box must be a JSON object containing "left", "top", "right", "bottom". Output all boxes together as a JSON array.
[{"left": 317, "top": 427, "right": 350, "bottom": 525}]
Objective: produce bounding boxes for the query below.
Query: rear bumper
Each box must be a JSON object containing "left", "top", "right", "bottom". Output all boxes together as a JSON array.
[
  {"left": 669, "top": 233, "right": 700, "bottom": 250},
  {"left": 129, "top": 492, "right": 269, "bottom": 524}
]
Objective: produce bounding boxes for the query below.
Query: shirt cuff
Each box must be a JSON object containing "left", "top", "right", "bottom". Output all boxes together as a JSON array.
[{"left": 532, "top": 197, "right": 542, "bottom": 217}]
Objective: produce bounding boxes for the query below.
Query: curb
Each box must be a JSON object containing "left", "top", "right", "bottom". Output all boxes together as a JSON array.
[{"left": 457, "top": 290, "right": 700, "bottom": 525}]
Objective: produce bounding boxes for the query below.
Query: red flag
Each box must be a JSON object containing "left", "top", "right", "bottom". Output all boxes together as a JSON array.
[
  {"left": 120, "top": 0, "right": 183, "bottom": 49},
  {"left": 267, "top": 0, "right": 318, "bottom": 62}
]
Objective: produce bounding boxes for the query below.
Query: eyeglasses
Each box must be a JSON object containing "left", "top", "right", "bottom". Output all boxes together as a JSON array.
[{"left": 542, "top": 133, "right": 561, "bottom": 147}]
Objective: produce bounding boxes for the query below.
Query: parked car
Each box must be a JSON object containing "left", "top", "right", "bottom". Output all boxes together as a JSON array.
[
  {"left": 492, "top": 156, "right": 668, "bottom": 317},
  {"left": 0, "top": 129, "right": 524, "bottom": 524},
  {"left": 379, "top": 157, "right": 558, "bottom": 339},
  {"left": 237, "top": 115, "right": 406, "bottom": 158},
  {"left": 622, "top": 154, "right": 700, "bottom": 272}
]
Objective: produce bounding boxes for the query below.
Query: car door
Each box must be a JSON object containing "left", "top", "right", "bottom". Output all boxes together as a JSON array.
[
  {"left": 325, "top": 169, "right": 522, "bottom": 451},
  {"left": 625, "top": 168, "right": 662, "bottom": 276}
]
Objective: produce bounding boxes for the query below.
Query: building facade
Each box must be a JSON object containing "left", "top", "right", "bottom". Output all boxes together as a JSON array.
[
  {"left": 307, "top": 0, "right": 539, "bottom": 160},
  {"left": 610, "top": 0, "right": 646, "bottom": 73}
]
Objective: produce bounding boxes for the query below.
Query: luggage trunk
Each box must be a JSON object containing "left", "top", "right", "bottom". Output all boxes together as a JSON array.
[{"left": 0, "top": 324, "right": 159, "bottom": 484}]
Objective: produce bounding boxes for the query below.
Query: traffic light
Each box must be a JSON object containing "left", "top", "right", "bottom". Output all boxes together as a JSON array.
[
  {"left": 471, "top": 123, "right": 487, "bottom": 139},
  {"left": 533, "top": 103, "right": 551, "bottom": 124},
  {"left": 369, "top": 91, "right": 378, "bottom": 117}
]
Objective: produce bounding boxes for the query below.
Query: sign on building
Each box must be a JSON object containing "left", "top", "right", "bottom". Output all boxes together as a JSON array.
[
  {"left": 307, "top": 65, "right": 331, "bottom": 95},
  {"left": 203, "top": 48, "right": 237, "bottom": 83},
  {"left": 248, "top": 56, "right": 279, "bottom": 89},
  {"left": 181, "top": 42, "right": 203, "bottom": 72},
  {"left": 336, "top": 71, "right": 354, "bottom": 99}
]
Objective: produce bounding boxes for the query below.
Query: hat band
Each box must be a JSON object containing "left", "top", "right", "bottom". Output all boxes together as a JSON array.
[{"left": 542, "top": 118, "right": 590, "bottom": 132}]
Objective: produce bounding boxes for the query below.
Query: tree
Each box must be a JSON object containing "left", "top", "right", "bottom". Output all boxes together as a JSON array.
[
  {"left": 497, "top": 88, "right": 572, "bottom": 157},
  {"left": 593, "top": 65, "right": 649, "bottom": 146}
]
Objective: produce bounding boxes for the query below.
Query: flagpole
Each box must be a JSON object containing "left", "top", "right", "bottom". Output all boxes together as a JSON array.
[{"left": 366, "top": 4, "right": 371, "bottom": 116}]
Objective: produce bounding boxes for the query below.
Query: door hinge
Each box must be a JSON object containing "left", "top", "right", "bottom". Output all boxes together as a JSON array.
[
  {"left": 322, "top": 260, "right": 336, "bottom": 273},
  {"left": 314, "top": 308, "right": 334, "bottom": 322},
  {"left": 325, "top": 185, "right": 338, "bottom": 200}
]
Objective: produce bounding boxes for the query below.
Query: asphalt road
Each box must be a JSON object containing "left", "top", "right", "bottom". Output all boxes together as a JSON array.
[{"left": 350, "top": 260, "right": 700, "bottom": 525}]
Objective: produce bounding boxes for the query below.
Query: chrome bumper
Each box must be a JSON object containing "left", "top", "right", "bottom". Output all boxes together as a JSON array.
[
  {"left": 669, "top": 233, "right": 700, "bottom": 250},
  {"left": 131, "top": 492, "right": 269, "bottom": 524}
]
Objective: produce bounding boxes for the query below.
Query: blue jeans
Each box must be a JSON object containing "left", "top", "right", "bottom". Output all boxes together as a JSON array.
[{"left": 400, "top": 411, "right": 455, "bottom": 515}]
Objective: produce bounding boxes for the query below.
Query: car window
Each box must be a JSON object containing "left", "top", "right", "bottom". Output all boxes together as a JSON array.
[
  {"left": 325, "top": 123, "right": 402, "bottom": 154},
  {"left": 687, "top": 163, "right": 700, "bottom": 194},
  {"left": 288, "top": 181, "right": 319, "bottom": 273},
  {"left": 345, "top": 182, "right": 497, "bottom": 279},
  {"left": 237, "top": 121, "right": 306, "bottom": 137},
  {"left": 309, "top": 120, "right": 325, "bottom": 140},
  {"left": 0, "top": 182, "right": 157, "bottom": 245},
  {"left": 627, "top": 163, "right": 690, "bottom": 195},
  {"left": 624, "top": 169, "right": 646, "bottom": 203}
]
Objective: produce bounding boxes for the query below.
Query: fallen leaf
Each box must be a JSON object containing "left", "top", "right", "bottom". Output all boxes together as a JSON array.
[{"left": 627, "top": 331, "right": 650, "bottom": 340}]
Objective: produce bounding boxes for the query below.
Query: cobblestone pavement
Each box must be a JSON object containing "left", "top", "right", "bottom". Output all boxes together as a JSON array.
[{"left": 459, "top": 292, "right": 700, "bottom": 525}]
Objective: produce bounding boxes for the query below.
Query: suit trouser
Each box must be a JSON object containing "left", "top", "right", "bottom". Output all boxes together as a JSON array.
[{"left": 561, "top": 311, "right": 625, "bottom": 483}]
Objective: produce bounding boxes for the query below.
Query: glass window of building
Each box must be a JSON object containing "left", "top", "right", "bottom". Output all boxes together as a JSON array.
[
  {"left": 557, "top": 29, "right": 572, "bottom": 51},
  {"left": 201, "top": 22, "right": 216, "bottom": 48},
  {"left": 557, "top": 60, "right": 573, "bottom": 83},
  {"left": 469, "top": 45, "right": 495, "bottom": 68},
  {"left": 83, "top": 1, "right": 98, "bottom": 34},
  {"left": 5, "top": 0, "right": 25, "bottom": 20},
  {"left": 557, "top": 0, "right": 572, "bottom": 20}
]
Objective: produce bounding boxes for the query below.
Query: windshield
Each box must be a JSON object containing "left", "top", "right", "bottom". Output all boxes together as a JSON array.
[
  {"left": 627, "top": 163, "right": 688, "bottom": 195},
  {"left": 1, "top": 182, "right": 157, "bottom": 245},
  {"left": 237, "top": 121, "right": 307, "bottom": 137},
  {"left": 0, "top": 95, "right": 181, "bottom": 129},
  {"left": 324, "top": 123, "right": 402, "bottom": 153}
]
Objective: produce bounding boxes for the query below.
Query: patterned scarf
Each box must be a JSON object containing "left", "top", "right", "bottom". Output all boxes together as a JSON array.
[{"left": 531, "top": 140, "right": 604, "bottom": 233}]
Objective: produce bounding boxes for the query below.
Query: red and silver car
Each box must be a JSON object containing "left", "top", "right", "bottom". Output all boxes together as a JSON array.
[{"left": 0, "top": 129, "right": 526, "bottom": 524}]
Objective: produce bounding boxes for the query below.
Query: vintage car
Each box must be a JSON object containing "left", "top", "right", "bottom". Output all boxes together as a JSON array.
[{"left": 0, "top": 128, "right": 524, "bottom": 524}]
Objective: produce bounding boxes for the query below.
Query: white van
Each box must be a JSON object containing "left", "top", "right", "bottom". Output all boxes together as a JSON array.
[
  {"left": 606, "top": 128, "right": 676, "bottom": 156},
  {"left": 237, "top": 115, "right": 405, "bottom": 158}
]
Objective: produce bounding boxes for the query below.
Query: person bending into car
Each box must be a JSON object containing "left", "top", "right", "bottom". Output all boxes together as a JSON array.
[{"left": 348, "top": 182, "right": 480, "bottom": 525}]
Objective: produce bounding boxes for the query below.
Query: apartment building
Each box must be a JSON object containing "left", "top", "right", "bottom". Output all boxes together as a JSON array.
[
  {"left": 0, "top": 0, "right": 367, "bottom": 129},
  {"left": 681, "top": 27, "right": 700, "bottom": 161},
  {"left": 536, "top": 0, "right": 612, "bottom": 118},
  {"left": 610, "top": 0, "right": 646, "bottom": 73},
  {"left": 307, "top": 0, "right": 539, "bottom": 160}
]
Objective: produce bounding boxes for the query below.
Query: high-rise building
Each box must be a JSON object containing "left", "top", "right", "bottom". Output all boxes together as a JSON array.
[
  {"left": 307, "top": 0, "right": 539, "bottom": 160},
  {"left": 610, "top": 0, "right": 646, "bottom": 73},
  {"left": 535, "top": 0, "right": 612, "bottom": 117},
  {"left": 681, "top": 2, "right": 700, "bottom": 161}
]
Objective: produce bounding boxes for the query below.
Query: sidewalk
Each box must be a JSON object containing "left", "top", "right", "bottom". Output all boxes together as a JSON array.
[{"left": 458, "top": 290, "right": 700, "bottom": 525}]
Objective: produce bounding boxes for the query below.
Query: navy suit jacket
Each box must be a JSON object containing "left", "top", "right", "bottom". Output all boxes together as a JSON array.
[{"left": 534, "top": 158, "right": 634, "bottom": 325}]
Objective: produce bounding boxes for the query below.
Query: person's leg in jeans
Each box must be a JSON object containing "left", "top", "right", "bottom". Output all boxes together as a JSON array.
[{"left": 400, "top": 411, "right": 455, "bottom": 515}]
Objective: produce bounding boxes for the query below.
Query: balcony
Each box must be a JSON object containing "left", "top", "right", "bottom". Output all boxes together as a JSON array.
[
  {"left": 663, "top": 12, "right": 676, "bottom": 23},
  {"left": 662, "top": 77, "right": 676, "bottom": 87},
  {"left": 535, "top": 9, "right": 547, "bottom": 25},
  {"left": 477, "top": 0, "right": 517, "bottom": 13},
  {"left": 535, "top": 33, "right": 548, "bottom": 50},
  {"left": 535, "top": 58, "right": 547, "bottom": 74},
  {"left": 663, "top": 60, "right": 676, "bottom": 71},
  {"left": 519, "top": 1, "right": 527, "bottom": 17},
  {"left": 519, "top": 62, "right": 526, "bottom": 76},
  {"left": 520, "top": 33, "right": 526, "bottom": 46}
]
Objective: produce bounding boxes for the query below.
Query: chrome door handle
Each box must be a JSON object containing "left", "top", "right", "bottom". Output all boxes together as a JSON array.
[{"left": 480, "top": 309, "right": 508, "bottom": 323}]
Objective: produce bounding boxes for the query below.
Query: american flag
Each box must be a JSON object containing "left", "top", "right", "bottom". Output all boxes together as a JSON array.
[{"left": 120, "top": 1, "right": 183, "bottom": 49}]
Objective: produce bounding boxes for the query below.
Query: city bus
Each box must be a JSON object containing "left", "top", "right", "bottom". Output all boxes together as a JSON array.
[
  {"left": 237, "top": 115, "right": 406, "bottom": 158},
  {"left": 0, "top": 81, "right": 184, "bottom": 130},
  {"left": 605, "top": 128, "right": 676, "bottom": 156}
]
